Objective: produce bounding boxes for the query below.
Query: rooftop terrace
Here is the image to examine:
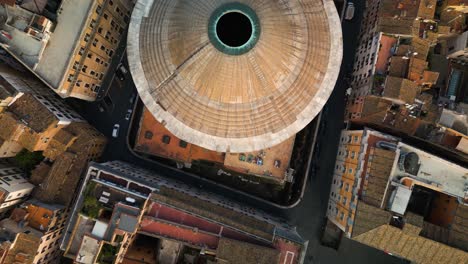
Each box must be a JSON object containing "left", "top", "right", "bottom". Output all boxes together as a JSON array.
[
  {"left": 390, "top": 142, "right": 468, "bottom": 202},
  {"left": 0, "top": 0, "right": 95, "bottom": 90}
]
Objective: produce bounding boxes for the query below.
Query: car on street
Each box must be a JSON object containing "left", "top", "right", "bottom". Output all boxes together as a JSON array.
[
  {"left": 125, "top": 109, "right": 133, "bottom": 120},
  {"left": 116, "top": 63, "right": 128, "bottom": 81},
  {"left": 345, "top": 2, "right": 355, "bottom": 20},
  {"left": 112, "top": 124, "right": 120, "bottom": 138}
]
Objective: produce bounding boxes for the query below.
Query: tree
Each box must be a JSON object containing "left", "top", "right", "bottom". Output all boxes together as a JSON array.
[{"left": 12, "top": 149, "right": 44, "bottom": 175}]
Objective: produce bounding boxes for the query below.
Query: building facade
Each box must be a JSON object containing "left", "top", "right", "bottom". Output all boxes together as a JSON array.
[
  {"left": 63, "top": 161, "right": 308, "bottom": 264},
  {"left": 0, "top": 161, "right": 34, "bottom": 212},
  {"left": 326, "top": 128, "right": 468, "bottom": 263},
  {"left": 61, "top": 0, "right": 133, "bottom": 100},
  {"left": 0, "top": 0, "right": 134, "bottom": 101},
  {"left": 0, "top": 199, "right": 67, "bottom": 264},
  {"left": 327, "top": 128, "right": 399, "bottom": 236}
]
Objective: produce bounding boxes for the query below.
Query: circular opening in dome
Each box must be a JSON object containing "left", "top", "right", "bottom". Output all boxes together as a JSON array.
[{"left": 216, "top": 12, "right": 252, "bottom": 47}]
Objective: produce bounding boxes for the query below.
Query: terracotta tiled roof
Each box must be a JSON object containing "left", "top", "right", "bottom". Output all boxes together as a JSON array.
[
  {"left": 151, "top": 188, "right": 275, "bottom": 241},
  {"left": 351, "top": 202, "right": 391, "bottom": 238},
  {"left": 29, "top": 162, "right": 51, "bottom": 186},
  {"left": 360, "top": 148, "right": 396, "bottom": 207},
  {"left": 216, "top": 238, "right": 280, "bottom": 264},
  {"left": 353, "top": 224, "right": 468, "bottom": 263},
  {"left": 3, "top": 233, "right": 40, "bottom": 264},
  {"left": 7, "top": 93, "right": 57, "bottom": 133},
  {"left": 43, "top": 129, "right": 77, "bottom": 160},
  {"left": 0, "top": 112, "right": 22, "bottom": 141},
  {"left": 383, "top": 76, "right": 420, "bottom": 104},
  {"left": 388, "top": 57, "right": 409, "bottom": 78}
]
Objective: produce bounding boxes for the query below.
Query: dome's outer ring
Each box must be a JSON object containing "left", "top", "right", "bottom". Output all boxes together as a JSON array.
[{"left": 127, "top": 0, "right": 343, "bottom": 153}]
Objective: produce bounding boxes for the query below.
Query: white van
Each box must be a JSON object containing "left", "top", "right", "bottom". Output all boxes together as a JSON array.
[
  {"left": 112, "top": 124, "right": 120, "bottom": 138},
  {"left": 345, "top": 2, "right": 355, "bottom": 21}
]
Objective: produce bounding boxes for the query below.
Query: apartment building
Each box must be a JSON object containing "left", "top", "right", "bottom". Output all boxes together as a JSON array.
[
  {"left": 445, "top": 42, "right": 468, "bottom": 104},
  {"left": 0, "top": 199, "right": 67, "bottom": 264},
  {"left": 0, "top": 161, "right": 33, "bottom": 212},
  {"left": 326, "top": 129, "right": 468, "bottom": 263},
  {"left": 327, "top": 128, "right": 399, "bottom": 236},
  {"left": 347, "top": 0, "right": 439, "bottom": 120},
  {"left": 0, "top": 0, "right": 134, "bottom": 101},
  {"left": 62, "top": 161, "right": 308, "bottom": 264}
]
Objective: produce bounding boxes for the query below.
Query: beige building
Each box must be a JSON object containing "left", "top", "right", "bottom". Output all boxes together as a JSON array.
[
  {"left": 346, "top": 0, "right": 443, "bottom": 120},
  {"left": 326, "top": 130, "right": 468, "bottom": 263},
  {"left": 327, "top": 128, "right": 399, "bottom": 236},
  {"left": 0, "top": 161, "right": 34, "bottom": 212},
  {"left": 0, "top": 200, "right": 68, "bottom": 264},
  {"left": 62, "top": 161, "right": 308, "bottom": 264},
  {"left": 0, "top": 0, "right": 134, "bottom": 101}
]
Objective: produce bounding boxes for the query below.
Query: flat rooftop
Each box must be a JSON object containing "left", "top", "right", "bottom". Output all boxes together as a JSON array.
[
  {"left": 0, "top": 0, "right": 94, "bottom": 89},
  {"left": 34, "top": 0, "right": 94, "bottom": 88},
  {"left": 135, "top": 107, "right": 294, "bottom": 180},
  {"left": 76, "top": 235, "right": 100, "bottom": 264},
  {"left": 391, "top": 142, "right": 468, "bottom": 200},
  {"left": 223, "top": 136, "right": 294, "bottom": 180}
]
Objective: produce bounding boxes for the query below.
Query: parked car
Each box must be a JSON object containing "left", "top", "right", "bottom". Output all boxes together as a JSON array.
[
  {"left": 125, "top": 109, "right": 133, "bottom": 120},
  {"left": 129, "top": 93, "right": 136, "bottom": 104},
  {"left": 345, "top": 2, "right": 355, "bottom": 20},
  {"left": 112, "top": 124, "right": 120, "bottom": 138},
  {"left": 98, "top": 102, "right": 105, "bottom": 112}
]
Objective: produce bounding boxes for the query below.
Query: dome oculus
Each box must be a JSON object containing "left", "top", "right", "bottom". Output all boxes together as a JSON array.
[{"left": 208, "top": 3, "right": 260, "bottom": 55}]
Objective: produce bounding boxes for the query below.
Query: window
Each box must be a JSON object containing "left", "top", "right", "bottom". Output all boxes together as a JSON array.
[
  {"left": 351, "top": 151, "right": 355, "bottom": 159},
  {"left": 90, "top": 19, "right": 97, "bottom": 29},
  {"left": 103, "top": 13, "right": 109, "bottom": 20},
  {"left": 342, "top": 197, "right": 347, "bottom": 205},
  {"left": 345, "top": 183, "right": 349, "bottom": 192},
  {"left": 96, "top": 5, "right": 102, "bottom": 14},
  {"left": 348, "top": 168, "right": 353, "bottom": 174},
  {"left": 354, "top": 136, "right": 359, "bottom": 142},
  {"left": 179, "top": 140, "right": 188, "bottom": 148},
  {"left": 340, "top": 212, "right": 344, "bottom": 220},
  {"left": 84, "top": 33, "right": 90, "bottom": 42},
  {"left": 67, "top": 74, "right": 74, "bottom": 82}
]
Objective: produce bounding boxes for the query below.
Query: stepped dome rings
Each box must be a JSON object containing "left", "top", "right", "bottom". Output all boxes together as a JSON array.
[{"left": 128, "top": 0, "right": 343, "bottom": 152}]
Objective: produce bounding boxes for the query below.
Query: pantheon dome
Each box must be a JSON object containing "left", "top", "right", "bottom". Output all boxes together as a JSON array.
[{"left": 128, "top": 0, "right": 342, "bottom": 152}]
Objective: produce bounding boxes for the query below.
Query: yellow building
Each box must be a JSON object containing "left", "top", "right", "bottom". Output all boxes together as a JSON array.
[
  {"left": 327, "top": 128, "right": 399, "bottom": 236},
  {"left": 0, "top": 0, "right": 134, "bottom": 101},
  {"left": 61, "top": 0, "right": 133, "bottom": 100}
]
